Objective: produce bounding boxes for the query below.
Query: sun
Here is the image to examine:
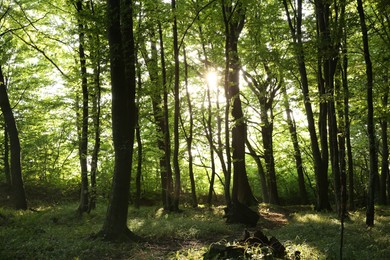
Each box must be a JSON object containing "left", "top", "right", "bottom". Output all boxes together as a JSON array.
[{"left": 205, "top": 70, "right": 218, "bottom": 90}]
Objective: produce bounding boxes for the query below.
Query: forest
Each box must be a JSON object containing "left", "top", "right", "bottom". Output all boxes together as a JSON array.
[{"left": 0, "top": 0, "right": 389, "bottom": 259}]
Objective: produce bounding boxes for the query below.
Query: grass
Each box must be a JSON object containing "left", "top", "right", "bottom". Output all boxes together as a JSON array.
[{"left": 1, "top": 195, "right": 389, "bottom": 259}]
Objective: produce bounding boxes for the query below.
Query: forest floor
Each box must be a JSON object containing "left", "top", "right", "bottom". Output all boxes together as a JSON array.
[{"left": 1, "top": 183, "right": 390, "bottom": 259}]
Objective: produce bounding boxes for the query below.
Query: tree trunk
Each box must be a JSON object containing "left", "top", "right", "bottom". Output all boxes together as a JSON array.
[
  {"left": 282, "top": 85, "right": 308, "bottom": 204},
  {"left": 197, "top": 21, "right": 218, "bottom": 206},
  {"left": 183, "top": 46, "right": 198, "bottom": 208},
  {"left": 88, "top": 0, "right": 102, "bottom": 212},
  {"left": 357, "top": 0, "right": 378, "bottom": 227},
  {"left": 379, "top": 75, "right": 389, "bottom": 205},
  {"left": 171, "top": 0, "right": 181, "bottom": 211},
  {"left": 341, "top": 25, "right": 355, "bottom": 211},
  {"left": 76, "top": 0, "right": 89, "bottom": 215},
  {"left": 283, "top": 0, "right": 330, "bottom": 210},
  {"left": 143, "top": 25, "right": 175, "bottom": 210},
  {"left": 243, "top": 70, "right": 279, "bottom": 205},
  {"left": 158, "top": 22, "right": 175, "bottom": 211},
  {"left": 246, "top": 140, "right": 269, "bottom": 203},
  {"left": 100, "top": 0, "right": 139, "bottom": 240},
  {"left": 3, "top": 125, "right": 11, "bottom": 185},
  {"left": 134, "top": 105, "right": 142, "bottom": 209},
  {"left": 0, "top": 65, "right": 27, "bottom": 210},
  {"left": 222, "top": 0, "right": 256, "bottom": 207}
]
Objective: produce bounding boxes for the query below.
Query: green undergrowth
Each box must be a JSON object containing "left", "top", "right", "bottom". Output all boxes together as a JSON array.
[{"left": 0, "top": 202, "right": 389, "bottom": 259}]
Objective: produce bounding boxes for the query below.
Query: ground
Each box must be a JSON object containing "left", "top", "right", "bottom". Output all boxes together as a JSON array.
[{"left": 1, "top": 183, "right": 390, "bottom": 259}]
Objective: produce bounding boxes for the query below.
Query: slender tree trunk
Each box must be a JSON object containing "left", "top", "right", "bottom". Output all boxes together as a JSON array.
[
  {"left": 3, "top": 125, "right": 11, "bottom": 185},
  {"left": 100, "top": 0, "right": 139, "bottom": 240},
  {"left": 379, "top": 76, "right": 388, "bottom": 205},
  {"left": 244, "top": 70, "right": 279, "bottom": 204},
  {"left": 134, "top": 105, "right": 142, "bottom": 209},
  {"left": 171, "top": 0, "right": 181, "bottom": 211},
  {"left": 282, "top": 85, "right": 308, "bottom": 204},
  {"left": 283, "top": 0, "right": 330, "bottom": 210},
  {"left": 143, "top": 26, "right": 174, "bottom": 210},
  {"left": 89, "top": 45, "right": 101, "bottom": 212},
  {"left": 88, "top": 0, "right": 102, "bottom": 212},
  {"left": 134, "top": 51, "right": 143, "bottom": 209},
  {"left": 357, "top": 0, "right": 378, "bottom": 227},
  {"left": 341, "top": 24, "right": 355, "bottom": 211},
  {"left": 0, "top": 65, "right": 27, "bottom": 210},
  {"left": 197, "top": 21, "right": 218, "bottom": 206},
  {"left": 221, "top": 3, "right": 232, "bottom": 206},
  {"left": 246, "top": 140, "right": 269, "bottom": 203},
  {"left": 76, "top": 0, "right": 89, "bottom": 215},
  {"left": 183, "top": 46, "right": 198, "bottom": 208},
  {"left": 158, "top": 22, "right": 175, "bottom": 210},
  {"left": 316, "top": 0, "right": 343, "bottom": 215}
]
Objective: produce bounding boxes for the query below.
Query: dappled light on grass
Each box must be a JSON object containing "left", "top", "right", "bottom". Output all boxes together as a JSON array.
[
  {"left": 292, "top": 212, "right": 340, "bottom": 225},
  {"left": 2, "top": 202, "right": 390, "bottom": 259}
]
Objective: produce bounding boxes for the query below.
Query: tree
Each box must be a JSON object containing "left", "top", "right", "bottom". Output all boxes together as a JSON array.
[
  {"left": 182, "top": 45, "right": 198, "bottom": 208},
  {"left": 282, "top": 84, "right": 308, "bottom": 204},
  {"left": 221, "top": 0, "right": 258, "bottom": 226},
  {"left": 0, "top": 66, "right": 28, "bottom": 210},
  {"left": 356, "top": 0, "right": 378, "bottom": 227},
  {"left": 283, "top": 0, "right": 331, "bottom": 210},
  {"left": 99, "top": 0, "right": 139, "bottom": 240},
  {"left": 88, "top": 0, "right": 103, "bottom": 211},
  {"left": 171, "top": 0, "right": 181, "bottom": 212},
  {"left": 243, "top": 69, "right": 281, "bottom": 205},
  {"left": 75, "top": 0, "right": 90, "bottom": 215}
]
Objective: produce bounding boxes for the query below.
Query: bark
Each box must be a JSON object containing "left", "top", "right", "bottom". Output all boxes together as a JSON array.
[
  {"left": 3, "top": 125, "right": 11, "bottom": 185},
  {"left": 379, "top": 76, "right": 389, "bottom": 205},
  {"left": 243, "top": 70, "right": 279, "bottom": 204},
  {"left": 315, "top": 0, "right": 344, "bottom": 215},
  {"left": 282, "top": 85, "right": 308, "bottom": 204},
  {"left": 283, "top": 0, "right": 330, "bottom": 210},
  {"left": 158, "top": 22, "right": 175, "bottom": 210},
  {"left": 183, "top": 46, "right": 198, "bottom": 208},
  {"left": 134, "top": 45, "right": 142, "bottom": 209},
  {"left": 0, "top": 65, "right": 27, "bottom": 210},
  {"left": 100, "top": 0, "right": 139, "bottom": 240},
  {"left": 171, "top": 0, "right": 181, "bottom": 211},
  {"left": 341, "top": 24, "right": 355, "bottom": 211},
  {"left": 134, "top": 105, "right": 142, "bottom": 209},
  {"left": 143, "top": 24, "right": 174, "bottom": 210},
  {"left": 88, "top": 0, "right": 102, "bottom": 212},
  {"left": 357, "top": 0, "right": 378, "bottom": 227},
  {"left": 89, "top": 41, "right": 101, "bottom": 212},
  {"left": 76, "top": 0, "right": 89, "bottom": 215},
  {"left": 222, "top": 0, "right": 256, "bottom": 206},
  {"left": 246, "top": 140, "right": 269, "bottom": 203},
  {"left": 197, "top": 21, "right": 219, "bottom": 205}
]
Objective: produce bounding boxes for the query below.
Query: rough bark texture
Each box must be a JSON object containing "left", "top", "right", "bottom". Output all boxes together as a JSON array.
[{"left": 0, "top": 66, "right": 27, "bottom": 210}]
